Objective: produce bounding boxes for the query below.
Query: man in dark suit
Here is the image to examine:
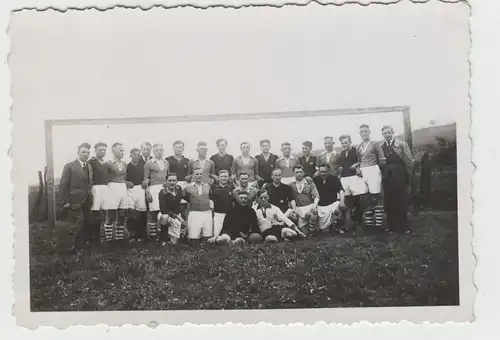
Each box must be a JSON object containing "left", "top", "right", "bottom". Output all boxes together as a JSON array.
[
  {"left": 380, "top": 125, "right": 414, "bottom": 233},
  {"left": 139, "top": 141, "right": 153, "bottom": 165},
  {"left": 60, "top": 142, "right": 94, "bottom": 251}
]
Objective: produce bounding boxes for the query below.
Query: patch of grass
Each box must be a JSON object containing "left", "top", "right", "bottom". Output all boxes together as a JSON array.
[{"left": 29, "top": 211, "right": 459, "bottom": 311}]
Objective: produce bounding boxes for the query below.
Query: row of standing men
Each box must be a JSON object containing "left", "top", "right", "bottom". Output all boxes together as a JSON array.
[{"left": 59, "top": 124, "right": 414, "bottom": 250}]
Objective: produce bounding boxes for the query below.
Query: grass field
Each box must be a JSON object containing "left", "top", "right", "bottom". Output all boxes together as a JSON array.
[{"left": 30, "top": 210, "right": 459, "bottom": 311}]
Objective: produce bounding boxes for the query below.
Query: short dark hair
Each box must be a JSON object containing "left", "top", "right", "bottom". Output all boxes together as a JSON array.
[
  {"left": 281, "top": 142, "right": 291, "bottom": 148},
  {"left": 302, "top": 141, "right": 312, "bottom": 148},
  {"left": 339, "top": 134, "right": 351, "bottom": 142},
  {"left": 359, "top": 124, "right": 370, "bottom": 130},
  {"left": 324, "top": 136, "right": 334, "bottom": 141},
  {"left": 257, "top": 188, "right": 270, "bottom": 198},
  {"left": 94, "top": 142, "right": 107, "bottom": 149},
  {"left": 293, "top": 165, "right": 304, "bottom": 172},
  {"left": 239, "top": 172, "right": 249, "bottom": 178},
  {"left": 130, "top": 148, "right": 140, "bottom": 154},
  {"left": 218, "top": 169, "right": 229, "bottom": 176},
  {"left": 240, "top": 142, "right": 250, "bottom": 148},
  {"left": 197, "top": 141, "right": 208, "bottom": 147},
  {"left": 141, "top": 141, "right": 152, "bottom": 148},
  {"left": 318, "top": 162, "right": 331, "bottom": 170},
  {"left": 111, "top": 142, "right": 122, "bottom": 149},
  {"left": 271, "top": 168, "right": 282, "bottom": 175},
  {"left": 78, "top": 142, "right": 91, "bottom": 152},
  {"left": 260, "top": 139, "right": 271, "bottom": 146},
  {"left": 193, "top": 166, "right": 204, "bottom": 173},
  {"left": 216, "top": 138, "right": 227, "bottom": 146},
  {"left": 173, "top": 140, "right": 184, "bottom": 147},
  {"left": 381, "top": 125, "right": 393, "bottom": 131},
  {"left": 236, "top": 190, "right": 249, "bottom": 196},
  {"left": 166, "top": 173, "right": 178, "bottom": 179}
]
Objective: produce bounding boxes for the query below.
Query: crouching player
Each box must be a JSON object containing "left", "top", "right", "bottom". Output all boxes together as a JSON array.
[
  {"left": 158, "top": 173, "right": 186, "bottom": 245},
  {"left": 184, "top": 167, "right": 214, "bottom": 243},
  {"left": 251, "top": 189, "right": 305, "bottom": 243},
  {"left": 216, "top": 190, "right": 259, "bottom": 245},
  {"left": 103, "top": 142, "right": 129, "bottom": 246},
  {"left": 126, "top": 148, "right": 148, "bottom": 242},
  {"left": 143, "top": 143, "right": 169, "bottom": 241},
  {"left": 289, "top": 165, "right": 320, "bottom": 235},
  {"left": 314, "top": 163, "right": 346, "bottom": 232}
]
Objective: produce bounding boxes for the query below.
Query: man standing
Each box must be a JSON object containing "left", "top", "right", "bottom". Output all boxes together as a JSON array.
[
  {"left": 60, "top": 142, "right": 94, "bottom": 251},
  {"left": 210, "top": 139, "right": 234, "bottom": 177},
  {"left": 255, "top": 139, "right": 279, "bottom": 187},
  {"left": 233, "top": 172, "right": 258, "bottom": 207},
  {"left": 316, "top": 136, "right": 340, "bottom": 176},
  {"left": 166, "top": 140, "right": 190, "bottom": 189},
  {"left": 187, "top": 141, "right": 218, "bottom": 184},
  {"left": 103, "top": 142, "right": 129, "bottom": 245},
  {"left": 314, "top": 163, "right": 345, "bottom": 232},
  {"left": 275, "top": 142, "right": 299, "bottom": 185},
  {"left": 139, "top": 142, "right": 152, "bottom": 165},
  {"left": 289, "top": 165, "right": 320, "bottom": 235},
  {"left": 380, "top": 125, "right": 414, "bottom": 233},
  {"left": 210, "top": 170, "right": 235, "bottom": 240},
  {"left": 298, "top": 141, "right": 318, "bottom": 178},
  {"left": 88, "top": 142, "right": 108, "bottom": 245},
  {"left": 261, "top": 169, "right": 295, "bottom": 218},
  {"left": 143, "top": 143, "right": 169, "bottom": 240},
  {"left": 158, "top": 173, "right": 186, "bottom": 245},
  {"left": 356, "top": 124, "right": 386, "bottom": 229},
  {"left": 338, "top": 134, "right": 366, "bottom": 225},
  {"left": 215, "top": 191, "right": 259, "bottom": 246},
  {"left": 126, "top": 148, "right": 148, "bottom": 242},
  {"left": 184, "top": 167, "right": 214, "bottom": 242},
  {"left": 231, "top": 142, "right": 261, "bottom": 188}
]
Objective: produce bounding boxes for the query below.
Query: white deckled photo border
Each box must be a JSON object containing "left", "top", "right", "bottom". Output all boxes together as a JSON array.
[{"left": 3, "top": 0, "right": 485, "bottom": 335}]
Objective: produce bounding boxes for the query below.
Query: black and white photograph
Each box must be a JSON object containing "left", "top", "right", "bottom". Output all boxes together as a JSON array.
[{"left": 10, "top": 0, "right": 473, "bottom": 327}]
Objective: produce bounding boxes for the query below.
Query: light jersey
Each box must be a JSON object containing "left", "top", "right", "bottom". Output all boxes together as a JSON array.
[
  {"left": 145, "top": 158, "right": 169, "bottom": 186},
  {"left": 188, "top": 158, "right": 216, "bottom": 184},
  {"left": 357, "top": 140, "right": 385, "bottom": 168},
  {"left": 184, "top": 182, "right": 211, "bottom": 211},
  {"left": 232, "top": 156, "right": 259, "bottom": 182},
  {"left": 254, "top": 204, "right": 294, "bottom": 232},
  {"left": 275, "top": 156, "right": 299, "bottom": 179}
]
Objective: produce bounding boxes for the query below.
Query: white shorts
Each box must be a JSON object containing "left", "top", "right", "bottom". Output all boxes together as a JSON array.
[
  {"left": 91, "top": 185, "right": 109, "bottom": 211},
  {"left": 281, "top": 177, "right": 295, "bottom": 186},
  {"left": 296, "top": 204, "right": 315, "bottom": 229},
  {"left": 104, "top": 182, "right": 129, "bottom": 210},
  {"left": 318, "top": 201, "right": 340, "bottom": 229},
  {"left": 187, "top": 210, "right": 213, "bottom": 239},
  {"left": 341, "top": 176, "right": 368, "bottom": 196},
  {"left": 147, "top": 184, "right": 163, "bottom": 211},
  {"left": 213, "top": 212, "right": 226, "bottom": 237},
  {"left": 176, "top": 181, "right": 188, "bottom": 204},
  {"left": 158, "top": 213, "right": 182, "bottom": 239},
  {"left": 360, "top": 165, "right": 382, "bottom": 194},
  {"left": 128, "top": 185, "right": 147, "bottom": 211}
]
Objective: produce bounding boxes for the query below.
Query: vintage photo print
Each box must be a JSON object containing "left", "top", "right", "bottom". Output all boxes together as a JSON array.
[{"left": 10, "top": 1, "right": 473, "bottom": 328}]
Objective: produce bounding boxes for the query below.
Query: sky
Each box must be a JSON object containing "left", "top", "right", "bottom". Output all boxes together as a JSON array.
[{"left": 9, "top": 2, "right": 470, "bottom": 184}]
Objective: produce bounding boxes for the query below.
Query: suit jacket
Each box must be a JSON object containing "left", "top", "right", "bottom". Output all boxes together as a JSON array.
[
  {"left": 380, "top": 139, "right": 414, "bottom": 183},
  {"left": 316, "top": 151, "right": 341, "bottom": 176},
  {"left": 59, "top": 159, "right": 93, "bottom": 208}
]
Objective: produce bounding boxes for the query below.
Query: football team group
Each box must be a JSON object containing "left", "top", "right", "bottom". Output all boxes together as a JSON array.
[{"left": 59, "top": 124, "right": 414, "bottom": 252}]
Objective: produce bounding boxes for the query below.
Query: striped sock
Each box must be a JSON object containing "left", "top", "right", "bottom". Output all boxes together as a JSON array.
[
  {"left": 374, "top": 205, "right": 385, "bottom": 228},
  {"left": 148, "top": 222, "right": 158, "bottom": 238},
  {"left": 115, "top": 223, "right": 125, "bottom": 240},
  {"left": 363, "top": 209, "right": 374, "bottom": 228},
  {"left": 104, "top": 224, "right": 113, "bottom": 242}
]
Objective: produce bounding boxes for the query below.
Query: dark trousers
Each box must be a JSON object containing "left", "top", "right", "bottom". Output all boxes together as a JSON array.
[
  {"left": 128, "top": 210, "right": 148, "bottom": 239},
  {"left": 383, "top": 174, "right": 409, "bottom": 233},
  {"left": 70, "top": 199, "right": 97, "bottom": 249}
]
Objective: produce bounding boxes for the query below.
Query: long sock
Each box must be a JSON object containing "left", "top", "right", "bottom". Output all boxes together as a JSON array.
[
  {"left": 374, "top": 205, "right": 385, "bottom": 228},
  {"left": 115, "top": 223, "right": 125, "bottom": 240},
  {"left": 363, "top": 209, "right": 374, "bottom": 228},
  {"left": 148, "top": 221, "right": 158, "bottom": 239},
  {"left": 104, "top": 223, "right": 113, "bottom": 242}
]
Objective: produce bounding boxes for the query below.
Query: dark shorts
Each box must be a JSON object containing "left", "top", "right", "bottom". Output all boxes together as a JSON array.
[{"left": 261, "top": 225, "right": 284, "bottom": 240}]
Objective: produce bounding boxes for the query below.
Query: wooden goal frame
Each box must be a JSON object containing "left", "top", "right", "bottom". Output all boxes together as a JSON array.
[{"left": 44, "top": 105, "right": 412, "bottom": 228}]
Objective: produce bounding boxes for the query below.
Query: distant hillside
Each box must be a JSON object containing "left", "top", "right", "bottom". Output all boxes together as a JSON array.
[{"left": 293, "top": 123, "right": 457, "bottom": 157}]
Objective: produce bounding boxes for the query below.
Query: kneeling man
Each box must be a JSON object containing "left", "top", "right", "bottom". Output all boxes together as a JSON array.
[
  {"left": 289, "top": 165, "right": 320, "bottom": 235},
  {"left": 251, "top": 189, "right": 305, "bottom": 243},
  {"left": 216, "top": 190, "right": 259, "bottom": 245},
  {"left": 314, "top": 163, "right": 346, "bottom": 231},
  {"left": 158, "top": 173, "right": 186, "bottom": 245}
]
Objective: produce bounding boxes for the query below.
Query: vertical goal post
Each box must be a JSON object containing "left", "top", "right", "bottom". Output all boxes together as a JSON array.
[{"left": 44, "top": 105, "right": 412, "bottom": 228}]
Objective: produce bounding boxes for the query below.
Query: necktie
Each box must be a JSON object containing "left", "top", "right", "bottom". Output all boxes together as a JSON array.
[{"left": 83, "top": 162, "right": 89, "bottom": 178}]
